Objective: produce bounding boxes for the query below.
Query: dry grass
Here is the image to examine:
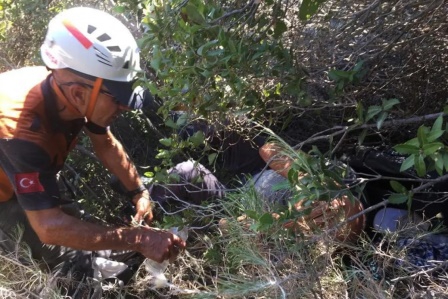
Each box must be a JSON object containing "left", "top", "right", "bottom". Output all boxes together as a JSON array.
[
  {"left": 118, "top": 185, "right": 447, "bottom": 299},
  {"left": 0, "top": 228, "right": 60, "bottom": 298},
  {"left": 1, "top": 185, "right": 448, "bottom": 298}
]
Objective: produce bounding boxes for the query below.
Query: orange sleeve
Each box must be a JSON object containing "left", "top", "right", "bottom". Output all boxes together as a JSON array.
[{"left": 0, "top": 168, "right": 14, "bottom": 201}]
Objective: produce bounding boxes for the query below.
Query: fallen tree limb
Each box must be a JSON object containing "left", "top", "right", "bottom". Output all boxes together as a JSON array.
[{"left": 294, "top": 112, "right": 446, "bottom": 150}]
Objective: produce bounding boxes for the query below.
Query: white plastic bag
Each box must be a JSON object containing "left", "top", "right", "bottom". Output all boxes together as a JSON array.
[{"left": 144, "top": 227, "right": 188, "bottom": 288}]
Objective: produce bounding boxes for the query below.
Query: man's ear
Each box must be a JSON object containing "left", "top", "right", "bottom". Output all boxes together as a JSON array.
[{"left": 69, "top": 84, "right": 89, "bottom": 109}]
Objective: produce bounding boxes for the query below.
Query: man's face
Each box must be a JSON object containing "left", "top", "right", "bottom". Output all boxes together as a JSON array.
[
  {"left": 52, "top": 70, "right": 132, "bottom": 125},
  {"left": 88, "top": 90, "right": 130, "bottom": 127}
]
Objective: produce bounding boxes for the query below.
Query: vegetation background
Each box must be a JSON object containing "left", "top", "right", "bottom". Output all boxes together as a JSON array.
[{"left": 0, "top": 0, "right": 447, "bottom": 298}]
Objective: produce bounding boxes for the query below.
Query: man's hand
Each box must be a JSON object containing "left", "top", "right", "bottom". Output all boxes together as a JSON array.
[
  {"left": 132, "top": 189, "right": 154, "bottom": 225},
  {"left": 138, "top": 227, "right": 186, "bottom": 263}
]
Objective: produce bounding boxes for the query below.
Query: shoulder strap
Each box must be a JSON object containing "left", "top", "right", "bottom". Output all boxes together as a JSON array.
[{"left": 40, "top": 75, "right": 62, "bottom": 133}]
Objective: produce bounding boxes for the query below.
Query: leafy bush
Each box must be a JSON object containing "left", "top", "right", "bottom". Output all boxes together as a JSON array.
[{"left": 2, "top": 0, "right": 448, "bottom": 298}]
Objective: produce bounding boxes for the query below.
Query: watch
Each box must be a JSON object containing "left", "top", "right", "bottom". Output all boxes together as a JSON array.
[{"left": 127, "top": 184, "right": 147, "bottom": 199}]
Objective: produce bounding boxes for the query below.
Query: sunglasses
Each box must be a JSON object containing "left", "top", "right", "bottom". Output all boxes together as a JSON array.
[
  {"left": 58, "top": 81, "right": 115, "bottom": 98},
  {"left": 57, "top": 81, "right": 125, "bottom": 107}
]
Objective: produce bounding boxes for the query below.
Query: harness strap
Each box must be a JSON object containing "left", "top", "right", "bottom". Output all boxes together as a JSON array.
[{"left": 41, "top": 75, "right": 63, "bottom": 132}]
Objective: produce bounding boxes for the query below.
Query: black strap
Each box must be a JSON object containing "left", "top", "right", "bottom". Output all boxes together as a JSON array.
[
  {"left": 126, "top": 185, "right": 147, "bottom": 199},
  {"left": 85, "top": 121, "right": 108, "bottom": 135},
  {"left": 40, "top": 75, "right": 85, "bottom": 144},
  {"left": 40, "top": 75, "right": 62, "bottom": 133}
]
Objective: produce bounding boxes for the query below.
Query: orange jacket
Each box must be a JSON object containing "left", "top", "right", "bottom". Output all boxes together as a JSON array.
[{"left": 0, "top": 67, "right": 85, "bottom": 209}]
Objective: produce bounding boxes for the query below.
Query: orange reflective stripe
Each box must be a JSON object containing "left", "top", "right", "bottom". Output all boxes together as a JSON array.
[{"left": 85, "top": 78, "right": 102, "bottom": 120}]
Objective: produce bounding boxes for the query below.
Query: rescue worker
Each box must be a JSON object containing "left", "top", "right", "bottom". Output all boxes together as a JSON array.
[{"left": 0, "top": 6, "right": 185, "bottom": 278}]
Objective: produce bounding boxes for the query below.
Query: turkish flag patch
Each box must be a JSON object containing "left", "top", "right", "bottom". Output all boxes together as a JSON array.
[{"left": 14, "top": 172, "right": 45, "bottom": 194}]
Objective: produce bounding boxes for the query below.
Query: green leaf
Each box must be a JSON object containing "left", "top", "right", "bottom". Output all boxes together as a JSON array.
[
  {"left": 208, "top": 153, "right": 218, "bottom": 166},
  {"left": 197, "top": 39, "right": 219, "bottom": 56},
  {"left": 299, "top": 0, "right": 327, "bottom": 21},
  {"left": 184, "top": 3, "right": 205, "bottom": 25},
  {"left": 168, "top": 173, "right": 181, "bottom": 183},
  {"left": 388, "top": 193, "right": 408, "bottom": 204},
  {"left": 443, "top": 153, "right": 448, "bottom": 171},
  {"left": 150, "top": 56, "right": 161, "bottom": 72},
  {"left": 400, "top": 155, "right": 415, "bottom": 172},
  {"left": 143, "top": 171, "right": 154, "bottom": 178},
  {"left": 156, "top": 149, "right": 170, "bottom": 159},
  {"left": 251, "top": 51, "right": 264, "bottom": 61},
  {"left": 206, "top": 49, "right": 224, "bottom": 57},
  {"left": 348, "top": 73, "right": 354, "bottom": 82},
  {"left": 329, "top": 69, "right": 351, "bottom": 80},
  {"left": 414, "top": 154, "right": 426, "bottom": 177},
  {"left": 434, "top": 152, "right": 444, "bottom": 176},
  {"left": 356, "top": 102, "right": 364, "bottom": 123},
  {"left": 271, "top": 180, "right": 291, "bottom": 192},
  {"left": 175, "top": 112, "right": 189, "bottom": 127},
  {"left": 365, "top": 105, "right": 382, "bottom": 122},
  {"left": 150, "top": 45, "right": 162, "bottom": 72},
  {"left": 227, "top": 39, "right": 236, "bottom": 53},
  {"left": 258, "top": 213, "right": 274, "bottom": 225},
  {"left": 394, "top": 144, "right": 419, "bottom": 155},
  {"left": 390, "top": 180, "right": 407, "bottom": 193},
  {"left": 422, "top": 142, "right": 443, "bottom": 155},
  {"left": 431, "top": 115, "right": 443, "bottom": 133},
  {"left": 376, "top": 111, "right": 388, "bottom": 130},
  {"left": 159, "top": 138, "right": 173, "bottom": 147},
  {"left": 273, "top": 20, "right": 287, "bottom": 38},
  {"left": 381, "top": 98, "right": 400, "bottom": 110},
  {"left": 327, "top": 69, "right": 340, "bottom": 81},
  {"left": 146, "top": 82, "right": 160, "bottom": 96},
  {"left": 427, "top": 115, "right": 444, "bottom": 142},
  {"left": 189, "top": 131, "right": 205, "bottom": 147},
  {"left": 165, "top": 118, "right": 179, "bottom": 129},
  {"left": 352, "top": 60, "right": 364, "bottom": 72},
  {"left": 417, "top": 125, "right": 428, "bottom": 146},
  {"left": 427, "top": 130, "right": 444, "bottom": 142},
  {"left": 245, "top": 210, "right": 258, "bottom": 220},
  {"left": 404, "top": 137, "right": 420, "bottom": 147},
  {"left": 358, "top": 129, "right": 367, "bottom": 145}
]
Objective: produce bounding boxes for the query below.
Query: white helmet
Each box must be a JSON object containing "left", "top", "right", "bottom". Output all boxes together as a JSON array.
[{"left": 41, "top": 7, "right": 149, "bottom": 109}]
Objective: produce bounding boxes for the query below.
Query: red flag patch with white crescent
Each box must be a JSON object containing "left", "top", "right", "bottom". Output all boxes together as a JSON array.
[{"left": 14, "top": 173, "right": 44, "bottom": 194}]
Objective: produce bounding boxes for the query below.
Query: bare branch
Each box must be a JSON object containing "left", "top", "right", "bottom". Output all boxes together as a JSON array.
[{"left": 295, "top": 112, "right": 445, "bottom": 149}]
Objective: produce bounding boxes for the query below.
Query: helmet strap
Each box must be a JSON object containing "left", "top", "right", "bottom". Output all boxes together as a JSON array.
[{"left": 85, "top": 78, "right": 103, "bottom": 120}]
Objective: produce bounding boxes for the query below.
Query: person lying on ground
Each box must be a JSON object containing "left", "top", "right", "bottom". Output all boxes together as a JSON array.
[
  {"left": 175, "top": 116, "right": 366, "bottom": 241},
  {"left": 118, "top": 126, "right": 366, "bottom": 243},
  {"left": 0, "top": 7, "right": 185, "bottom": 289},
  {"left": 142, "top": 111, "right": 448, "bottom": 250},
  {"left": 256, "top": 142, "right": 366, "bottom": 241}
]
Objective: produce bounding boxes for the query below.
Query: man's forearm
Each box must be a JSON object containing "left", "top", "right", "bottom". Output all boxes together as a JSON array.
[
  {"left": 26, "top": 208, "right": 142, "bottom": 252},
  {"left": 87, "top": 130, "right": 154, "bottom": 224},
  {"left": 26, "top": 207, "right": 184, "bottom": 262},
  {"left": 88, "top": 130, "right": 142, "bottom": 191}
]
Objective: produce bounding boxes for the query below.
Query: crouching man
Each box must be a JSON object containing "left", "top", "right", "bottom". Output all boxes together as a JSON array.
[{"left": 0, "top": 6, "right": 185, "bottom": 291}]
